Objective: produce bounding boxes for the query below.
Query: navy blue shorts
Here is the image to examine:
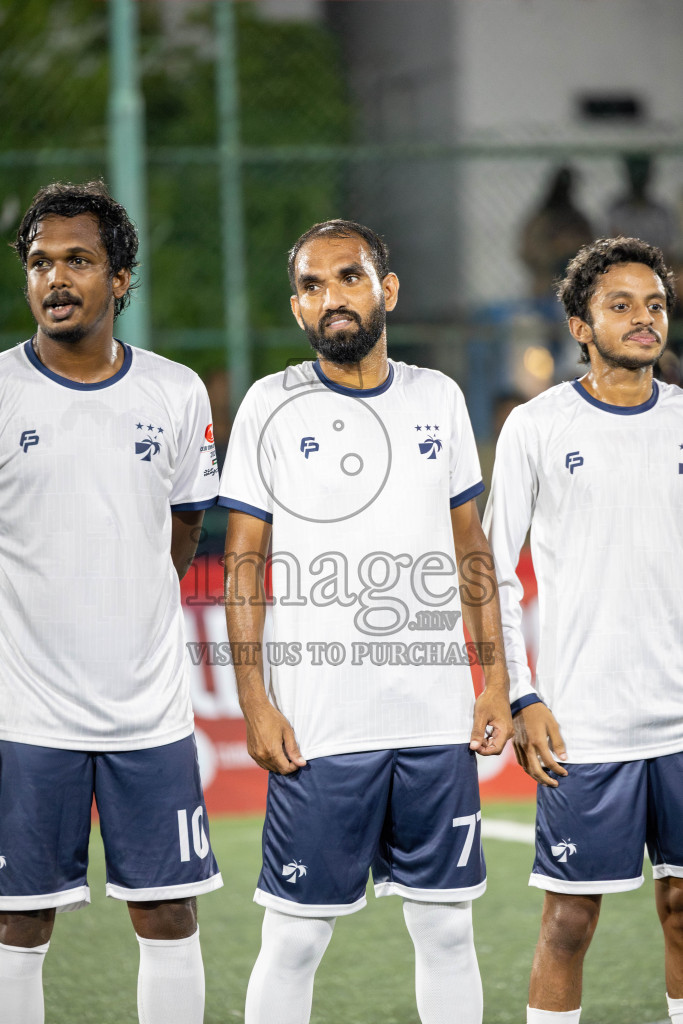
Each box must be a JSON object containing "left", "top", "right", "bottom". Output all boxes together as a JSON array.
[
  {"left": 0, "top": 735, "right": 223, "bottom": 913},
  {"left": 531, "top": 753, "right": 683, "bottom": 894},
  {"left": 256, "top": 744, "right": 486, "bottom": 917}
]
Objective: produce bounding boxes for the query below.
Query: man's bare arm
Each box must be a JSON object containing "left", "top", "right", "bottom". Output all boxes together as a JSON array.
[
  {"left": 224, "top": 511, "right": 306, "bottom": 774},
  {"left": 171, "top": 510, "right": 205, "bottom": 580},
  {"left": 450, "top": 499, "right": 513, "bottom": 756}
]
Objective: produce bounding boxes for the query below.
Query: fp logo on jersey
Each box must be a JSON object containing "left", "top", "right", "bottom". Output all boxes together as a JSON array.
[
  {"left": 565, "top": 451, "right": 583, "bottom": 474},
  {"left": 19, "top": 429, "right": 39, "bottom": 452},
  {"left": 300, "top": 436, "right": 319, "bottom": 459}
]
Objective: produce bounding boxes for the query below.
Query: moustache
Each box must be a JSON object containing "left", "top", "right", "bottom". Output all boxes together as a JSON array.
[
  {"left": 319, "top": 309, "right": 361, "bottom": 330},
  {"left": 624, "top": 329, "right": 659, "bottom": 341},
  {"left": 43, "top": 292, "right": 81, "bottom": 309}
]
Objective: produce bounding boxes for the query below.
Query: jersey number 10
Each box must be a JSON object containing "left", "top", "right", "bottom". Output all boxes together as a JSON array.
[{"left": 177, "top": 806, "right": 210, "bottom": 861}]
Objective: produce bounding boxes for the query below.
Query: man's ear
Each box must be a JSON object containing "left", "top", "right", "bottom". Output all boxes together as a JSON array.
[
  {"left": 383, "top": 272, "right": 399, "bottom": 312},
  {"left": 568, "top": 315, "right": 592, "bottom": 346},
  {"left": 290, "top": 294, "right": 305, "bottom": 331},
  {"left": 112, "top": 267, "right": 131, "bottom": 300}
]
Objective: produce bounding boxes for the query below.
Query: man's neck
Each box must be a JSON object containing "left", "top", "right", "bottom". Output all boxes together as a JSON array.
[
  {"left": 316, "top": 337, "right": 390, "bottom": 391},
  {"left": 33, "top": 329, "right": 124, "bottom": 384},
  {"left": 579, "top": 364, "right": 654, "bottom": 406}
]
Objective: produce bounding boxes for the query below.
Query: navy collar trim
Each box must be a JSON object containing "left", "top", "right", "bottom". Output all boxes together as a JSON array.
[
  {"left": 571, "top": 378, "right": 659, "bottom": 415},
  {"left": 25, "top": 338, "right": 133, "bottom": 391},
  {"left": 313, "top": 359, "right": 394, "bottom": 397}
]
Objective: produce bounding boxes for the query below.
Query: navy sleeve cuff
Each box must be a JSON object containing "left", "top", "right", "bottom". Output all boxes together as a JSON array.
[
  {"left": 510, "top": 693, "right": 544, "bottom": 716},
  {"left": 171, "top": 497, "right": 217, "bottom": 512},
  {"left": 450, "top": 480, "right": 485, "bottom": 509},
  {"left": 217, "top": 496, "right": 273, "bottom": 524}
]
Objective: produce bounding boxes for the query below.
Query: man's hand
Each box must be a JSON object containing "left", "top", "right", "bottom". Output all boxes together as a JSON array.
[
  {"left": 469, "top": 687, "right": 514, "bottom": 756},
  {"left": 513, "top": 702, "right": 568, "bottom": 786},
  {"left": 242, "top": 696, "right": 307, "bottom": 774}
]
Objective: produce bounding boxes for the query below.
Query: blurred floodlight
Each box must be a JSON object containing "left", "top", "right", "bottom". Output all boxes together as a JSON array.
[{"left": 523, "top": 346, "right": 555, "bottom": 382}]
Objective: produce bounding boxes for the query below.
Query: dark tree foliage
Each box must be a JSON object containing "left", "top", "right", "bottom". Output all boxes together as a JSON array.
[{"left": 0, "top": 0, "right": 351, "bottom": 376}]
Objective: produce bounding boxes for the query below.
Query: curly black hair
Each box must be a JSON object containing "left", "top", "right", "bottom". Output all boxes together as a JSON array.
[
  {"left": 557, "top": 237, "right": 676, "bottom": 364},
  {"left": 13, "top": 180, "right": 139, "bottom": 317},
  {"left": 288, "top": 219, "right": 390, "bottom": 292}
]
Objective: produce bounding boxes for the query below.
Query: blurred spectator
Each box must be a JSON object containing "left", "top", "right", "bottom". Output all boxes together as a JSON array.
[
  {"left": 519, "top": 166, "right": 594, "bottom": 300},
  {"left": 478, "top": 390, "right": 526, "bottom": 508},
  {"left": 655, "top": 348, "right": 682, "bottom": 387},
  {"left": 493, "top": 390, "right": 526, "bottom": 440},
  {"left": 607, "top": 154, "right": 678, "bottom": 263}
]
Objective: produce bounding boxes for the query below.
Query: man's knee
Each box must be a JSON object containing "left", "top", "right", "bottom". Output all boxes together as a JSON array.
[
  {"left": 403, "top": 899, "right": 475, "bottom": 956},
  {"left": 259, "top": 910, "right": 335, "bottom": 973},
  {"left": 128, "top": 897, "right": 198, "bottom": 940},
  {"left": 539, "top": 893, "right": 601, "bottom": 959},
  {"left": 0, "top": 909, "right": 56, "bottom": 948}
]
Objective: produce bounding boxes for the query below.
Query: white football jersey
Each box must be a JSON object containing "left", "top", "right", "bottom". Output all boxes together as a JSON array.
[
  {"left": 0, "top": 341, "right": 218, "bottom": 750},
  {"left": 484, "top": 378, "right": 683, "bottom": 762},
  {"left": 219, "top": 359, "right": 484, "bottom": 760}
]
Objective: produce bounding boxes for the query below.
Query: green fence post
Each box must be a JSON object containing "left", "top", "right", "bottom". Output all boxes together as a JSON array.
[
  {"left": 215, "top": 0, "right": 250, "bottom": 416},
  {"left": 108, "top": 0, "right": 151, "bottom": 350}
]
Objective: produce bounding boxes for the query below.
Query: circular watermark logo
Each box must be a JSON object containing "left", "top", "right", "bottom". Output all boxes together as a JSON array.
[{"left": 257, "top": 386, "right": 392, "bottom": 523}]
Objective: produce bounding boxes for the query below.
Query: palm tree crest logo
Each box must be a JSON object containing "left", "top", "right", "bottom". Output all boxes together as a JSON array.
[
  {"left": 418, "top": 435, "right": 443, "bottom": 459},
  {"left": 135, "top": 421, "right": 164, "bottom": 461},
  {"left": 282, "top": 860, "right": 307, "bottom": 884},
  {"left": 551, "top": 839, "right": 577, "bottom": 862}
]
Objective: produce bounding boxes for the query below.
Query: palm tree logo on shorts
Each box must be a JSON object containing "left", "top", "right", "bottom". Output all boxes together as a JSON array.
[
  {"left": 551, "top": 839, "right": 577, "bottom": 862},
  {"left": 282, "top": 860, "right": 307, "bottom": 884}
]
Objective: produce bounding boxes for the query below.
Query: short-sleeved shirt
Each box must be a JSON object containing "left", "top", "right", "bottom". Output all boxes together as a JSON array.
[
  {"left": 0, "top": 340, "right": 218, "bottom": 751},
  {"left": 219, "top": 358, "right": 484, "bottom": 759}
]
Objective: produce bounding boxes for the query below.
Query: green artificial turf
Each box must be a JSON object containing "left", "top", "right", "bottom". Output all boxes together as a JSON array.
[{"left": 42, "top": 804, "right": 666, "bottom": 1023}]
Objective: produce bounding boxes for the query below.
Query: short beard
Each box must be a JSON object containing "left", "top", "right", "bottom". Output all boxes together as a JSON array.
[
  {"left": 40, "top": 323, "right": 89, "bottom": 344},
  {"left": 590, "top": 327, "right": 663, "bottom": 371},
  {"left": 305, "top": 303, "right": 385, "bottom": 365}
]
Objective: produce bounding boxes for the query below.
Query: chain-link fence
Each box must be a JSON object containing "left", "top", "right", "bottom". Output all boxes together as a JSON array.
[{"left": 2, "top": 0, "right": 683, "bottom": 452}]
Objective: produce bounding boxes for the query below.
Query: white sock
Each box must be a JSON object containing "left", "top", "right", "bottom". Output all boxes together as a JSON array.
[
  {"left": 136, "top": 928, "right": 204, "bottom": 1024},
  {"left": 527, "top": 1008, "right": 582, "bottom": 1024},
  {"left": 0, "top": 940, "right": 49, "bottom": 1024},
  {"left": 403, "top": 900, "right": 482, "bottom": 1024},
  {"left": 245, "top": 909, "right": 335, "bottom": 1024},
  {"left": 667, "top": 993, "right": 683, "bottom": 1024}
]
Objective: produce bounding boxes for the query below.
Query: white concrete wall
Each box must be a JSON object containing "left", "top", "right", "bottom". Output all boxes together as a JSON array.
[
  {"left": 457, "top": 0, "right": 683, "bottom": 133},
  {"left": 453, "top": 0, "right": 683, "bottom": 303}
]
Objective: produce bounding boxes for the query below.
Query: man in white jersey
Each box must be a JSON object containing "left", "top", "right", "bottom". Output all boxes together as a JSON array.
[
  {"left": 0, "top": 182, "right": 223, "bottom": 1024},
  {"left": 220, "top": 220, "right": 513, "bottom": 1024},
  {"left": 484, "top": 237, "right": 683, "bottom": 1024}
]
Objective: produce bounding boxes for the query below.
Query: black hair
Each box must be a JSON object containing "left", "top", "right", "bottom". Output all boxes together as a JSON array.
[
  {"left": 288, "top": 219, "right": 390, "bottom": 291},
  {"left": 13, "top": 179, "right": 139, "bottom": 317},
  {"left": 556, "top": 236, "right": 676, "bottom": 364}
]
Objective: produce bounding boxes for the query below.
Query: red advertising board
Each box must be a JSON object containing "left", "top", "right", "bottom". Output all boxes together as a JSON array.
[{"left": 182, "top": 551, "right": 537, "bottom": 813}]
